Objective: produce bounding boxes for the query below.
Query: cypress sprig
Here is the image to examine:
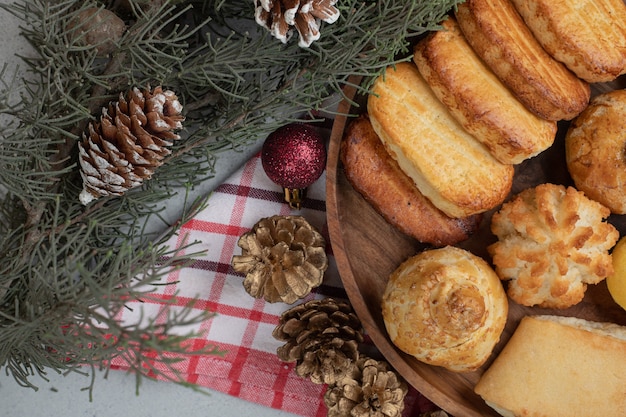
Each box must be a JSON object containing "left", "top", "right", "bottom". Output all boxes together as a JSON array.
[{"left": 0, "top": 0, "right": 462, "bottom": 394}]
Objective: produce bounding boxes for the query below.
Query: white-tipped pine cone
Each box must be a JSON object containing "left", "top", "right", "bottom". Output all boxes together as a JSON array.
[
  {"left": 254, "top": 0, "right": 340, "bottom": 48},
  {"left": 78, "top": 86, "right": 184, "bottom": 205}
]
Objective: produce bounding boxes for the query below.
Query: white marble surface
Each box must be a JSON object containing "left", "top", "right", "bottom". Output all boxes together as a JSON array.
[{"left": 0, "top": 4, "right": 301, "bottom": 416}]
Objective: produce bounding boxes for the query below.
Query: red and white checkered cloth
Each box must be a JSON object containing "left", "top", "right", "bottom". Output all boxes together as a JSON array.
[{"left": 110, "top": 152, "right": 440, "bottom": 417}]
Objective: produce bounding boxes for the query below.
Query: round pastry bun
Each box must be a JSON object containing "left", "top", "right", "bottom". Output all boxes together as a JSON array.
[
  {"left": 381, "top": 246, "right": 508, "bottom": 372},
  {"left": 566, "top": 89, "right": 626, "bottom": 214}
]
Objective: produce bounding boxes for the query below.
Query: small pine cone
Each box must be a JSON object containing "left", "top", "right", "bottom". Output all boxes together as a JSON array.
[
  {"left": 78, "top": 86, "right": 184, "bottom": 205},
  {"left": 66, "top": 8, "right": 126, "bottom": 56},
  {"left": 232, "top": 215, "right": 328, "bottom": 304},
  {"left": 273, "top": 298, "right": 364, "bottom": 385},
  {"left": 254, "top": 0, "right": 340, "bottom": 48},
  {"left": 324, "top": 357, "right": 408, "bottom": 417}
]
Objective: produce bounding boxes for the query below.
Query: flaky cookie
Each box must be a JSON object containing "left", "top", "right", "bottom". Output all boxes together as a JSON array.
[
  {"left": 488, "top": 183, "right": 619, "bottom": 309},
  {"left": 510, "top": 0, "right": 626, "bottom": 82},
  {"left": 455, "top": 0, "right": 590, "bottom": 121},
  {"left": 340, "top": 115, "right": 481, "bottom": 246},
  {"left": 382, "top": 246, "right": 508, "bottom": 372}
]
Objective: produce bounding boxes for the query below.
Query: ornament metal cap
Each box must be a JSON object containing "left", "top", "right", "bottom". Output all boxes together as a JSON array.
[{"left": 284, "top": 187, "right": 307, "bottom": 210}]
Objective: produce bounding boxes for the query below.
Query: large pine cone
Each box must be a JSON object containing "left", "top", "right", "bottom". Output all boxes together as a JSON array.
[
  {"left": 273, "top": 298, "right": 364, "bottom": 385},
  {"left": 324, "top": 357, "right": 408, "bottom": 417},
  {"left": 78, "top": 86, "right": 184, "bottom": 205},
  {"left": 232, "top": 215, "right": 328, "bottom": 304},
  {"left": 254, "top": 0, "right": 340, "bottom": 48}
]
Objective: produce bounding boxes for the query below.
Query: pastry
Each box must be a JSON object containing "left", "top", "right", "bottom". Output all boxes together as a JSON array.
[
  {"left": 607, "top": 237, "right": 626, "bottom": 311},
  {"left": 510, "top": 0, "right": 626, "bottom": 82},
  {"left": 381, "top": 246, "right": 508, "bottom": 372},
  {"left": 340, "top": 115, "right": 481, "bottom": 246},
  {"left": 565, "top": 89, "right": 626, "bottom": 214},
  {"left": 488, "top": 183, "right": 619, "bottom": 309},
  {"left": 413, "top": 17, "right": 557, "bottom": 164},
  {"left": 455, "top": 0, "right": 590, "bottom": 121},
  {"left": 367, "top": 62, "right": 514, "bottom": 218},
  {"left": 475, "top": 315, "right": 626, "bottom": 417}
]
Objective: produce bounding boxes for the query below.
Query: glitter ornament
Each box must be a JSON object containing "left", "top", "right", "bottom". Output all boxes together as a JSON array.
[{"left": 261, "top": 123, "right": 326, "bottom": 209}]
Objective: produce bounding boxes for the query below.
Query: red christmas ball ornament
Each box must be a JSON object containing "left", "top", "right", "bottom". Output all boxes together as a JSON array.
[{"left": 261, "top": 123, "right": 327, "bottom": 209}]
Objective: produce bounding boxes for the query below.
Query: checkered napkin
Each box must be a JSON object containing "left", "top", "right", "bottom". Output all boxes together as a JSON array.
[{"left": 109, "top": 152, "right": 440, "bottom": 417}]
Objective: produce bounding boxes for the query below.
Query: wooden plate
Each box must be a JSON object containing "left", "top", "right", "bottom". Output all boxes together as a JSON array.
[{"left": 326, "top": 76, "right": 626, "bottom": 416}]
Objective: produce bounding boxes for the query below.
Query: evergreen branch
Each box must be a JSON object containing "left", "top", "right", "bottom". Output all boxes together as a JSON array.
[{"left": 0, "top": 0, "right": 463, "bottom": 395}]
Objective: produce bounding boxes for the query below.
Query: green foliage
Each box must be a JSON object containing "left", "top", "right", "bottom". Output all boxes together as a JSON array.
[{"left": 0, "top": 0, "right": 462, "bottom": 394}]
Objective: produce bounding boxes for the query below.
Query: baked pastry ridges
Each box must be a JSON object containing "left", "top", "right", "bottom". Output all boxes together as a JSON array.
[
  {"left": 368, "top": 62, "right": 514, "bottom": 219},
  {"left": 455, "top": 0, "right": 590, "bottom": 121},
  {"left": 510, "top": 0, "right": 626, "bottom": 83},
  {"left": 414, "top": 17, "right": 557, "bottom": 165}
]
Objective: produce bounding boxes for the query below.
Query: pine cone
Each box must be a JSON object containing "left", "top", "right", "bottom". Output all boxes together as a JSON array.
[
  {"left": 78, "top": 86, "right": 184, "bottom": 205},
  {"left": 273, "top": 298, "right": 364, "bottom": 385},
  {"left": 232, "top": 215, "right": 328, "bottom": 304},
  {"left": 66, "top": 8, "right": 126, "bottom": 56},
  {"left": 254, "top": 0, "right": 340, "bottom": 48},
  {"left": 324, "top": 357, "right": 408, "bottom": 417}
]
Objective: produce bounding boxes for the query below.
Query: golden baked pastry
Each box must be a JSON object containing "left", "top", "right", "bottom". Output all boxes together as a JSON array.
[
  {"left": 340, "top": 115, "right": 482, "bottom": 247},
  {"left": 488, "top": 183, "right": 619, "bottom": 309},
  {"left": 367, "top": 62, "right": 514, "bottom": 219},
  {"left": 413, "top": 17, "right": 557, "bottom": 164},
  {"left": 475, "top": 315, "right": 626, "bottom": 417},
  {"left": 565, "top": 89, "right": 626, "bottom": 214},
  {"left": 381, "top": 246, "right": 508, "bottom": 372},
  {"left": 510, "top": 0, "right": 626, "bottom": 82},
  {"left": 455, "top": 0, "right": 590, "bottom": 121},
  {"left": 607, "top": 237, "right": 626, "bottom": 311}
]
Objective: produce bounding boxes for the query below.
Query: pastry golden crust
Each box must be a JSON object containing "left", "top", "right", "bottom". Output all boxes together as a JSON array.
[
  {"left": 566, "top": 90, "right": 626, "bottom": 214},
  {"left": 367, "top": 62, "right": 514, "bottom": 218},
  {"left": 413, "top": 17, "right": 557, "bottom": 164},
  {"left": 340, "top": 115, "right": 481, "bottom": 247},
  {"left": 455, "top": 0, "right": 590, "bottom": 121},
  {"left": 475, "top": 315, "right": 626, "bottom": 417},
  {"left": 381, "top": 246, "right": 508, "bottom": 372},
  {"left": 510, "top": 0, "right": 626, "bottom": 82},
  {"left": 488, "top": 183, "right": 619, "bottom": 309}
]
